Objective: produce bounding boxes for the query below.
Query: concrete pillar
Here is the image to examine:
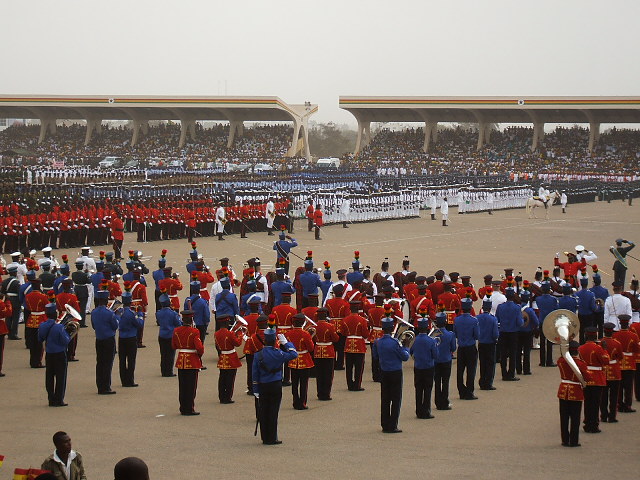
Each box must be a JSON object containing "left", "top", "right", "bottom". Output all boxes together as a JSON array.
[
  {"left": 476, "top": 122, "right": 486, "bottom": 150},
  {"left": 227, "top": 120, "right": 244, "bottom": 148},
  {"left": 588, "top": 121, "right": 600, "bottom": 152},
  {"left": 422, "top": 122, "right": 438, "bottom": 152},
  {"left": 484, "top": 123, "right": 492, "bottom": 145},
  {"left": 287, "top": 120, "right": 302, "bottom": 157},
  {"left": 84, "top": 118, "right": 102, "bottom": 146},
  {"left": 531, "top": 122, "right": 544, "bottom": 152},
  {"left": 179, "top": 120, "right": 196, "bottom": 148},
  {"left": 301, "top": 124, "right": 310, "bottom": 160},
  {"left": 354, "top": 118, "right": 372, "bottom": 155},
  {"left": 131, "top": 120, "right": 148, "bottom": 146},
  {"left": 38, "top": 117, "right": 56, "bottom": 144}
]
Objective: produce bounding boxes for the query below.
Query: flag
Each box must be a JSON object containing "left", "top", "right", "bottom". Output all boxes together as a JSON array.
[{"left": 0, "top": 454, "right": 4, "bottom": 466}]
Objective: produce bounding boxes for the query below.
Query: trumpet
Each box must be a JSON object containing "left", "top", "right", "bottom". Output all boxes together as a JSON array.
[
  {"left": 58, "top": 304, "right": 81, "bottom": 339},
  {"left": 303, "top": 315, "right": 317, "bottom": 336}
]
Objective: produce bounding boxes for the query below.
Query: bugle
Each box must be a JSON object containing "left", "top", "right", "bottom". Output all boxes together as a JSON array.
[{"left": 231, "top": 315, "right": 249, "bottom": 335}]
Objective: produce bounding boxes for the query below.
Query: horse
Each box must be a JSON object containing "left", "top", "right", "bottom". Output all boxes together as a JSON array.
[{"left": 526, "top": 191, "right": 560, "bottom": 220}]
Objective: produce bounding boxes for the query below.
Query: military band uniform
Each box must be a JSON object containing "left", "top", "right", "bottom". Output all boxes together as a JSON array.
[
  {"left": 434, "top": 326, "right": 457, "bottom": 410},
  {"left": 410, "top": 332, "right": 438, "bottom": 418},
  {"left": 38, "top": 312, "right": 71, "bottom": 406},
  {"left": 557, "top": 353, "right": 589, "bottom": 447},
  {"left": 172, "top": 321, "right": 205, "bottom": 415},
  {"left": 157, "top": 306, "right": 181, "bottom": 377},
  {"left": 313, "top": 316, "right": 339, "bottom": 400},
  {"left": 372, "top": 333, "right": 410, "bottom": 432},
  {"left": 91, "top": 301, "right": 120, "bottom": 394},
  {"left": 118, "top": 306, "right": 144, "bottom": 387}
]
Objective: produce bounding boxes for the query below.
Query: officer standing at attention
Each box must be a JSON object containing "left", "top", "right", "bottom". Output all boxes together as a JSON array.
[
  {"left": 496, "top": 288, "right": 525, "bottom": 381},
  {"left": 252, "top": 325, "right": 298, "bottom": 445},
  {"left": 38, "top": 297, "right": 71, "bottom": 406},
  {"left": 410, "top": 311, "right": 438, "bottom": 419},
  {"left": 272, "top": 227, "right": 298, "bottom": 276},
  {"left": 453, "top": 297, "right": 479, "bottom": 399},
  {"left": 372, "top": 309, "right": 411, "bottom": 433},
  {"left": 91, "top": 287, "right": 119, "bottom": 394}
]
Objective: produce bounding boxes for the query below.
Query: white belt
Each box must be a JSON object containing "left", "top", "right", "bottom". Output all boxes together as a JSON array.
[
  {"left": 221, "top": 349, "right": 236, "bottom": 355},
  {"left": 278, "top": 325, "right": 291, "bottom": 329},
  {"left": 177, "top": 349, "right": 197, "bottom": 353},
  {"left": 200, "top": 288, "right": 207, "bottom": 292},
  {"left": 561, "top": 379, "right": 581, "bottom": 385},
  {"left": 6, "top": 293, "right": 17, "bottom": 296},
  {"left": 316, "top": 342, "right": 332, "bottom": 346},
  {"left": 587, "top": 366, "right": 602, "bottom": 371},
  {"left": 622, "top": 352, "right": 633, "bottom": 356},
  {"left": 372, "top": 326, "right": 382, "bottom": 331},
  {"left": 609, "top": 360, "right": 617, "bottom": 364},
  {"left": 169, "top": 294, "right": 178, "bottom": 298},
  {"left": 347, "top": 335, "right": 362, "bottom": 339},
  {"left": 297, "top": 350, "right": 308, "bottom": 354},
  {"left": 31, "top": 311, "right": 45, "bottom": 316}
]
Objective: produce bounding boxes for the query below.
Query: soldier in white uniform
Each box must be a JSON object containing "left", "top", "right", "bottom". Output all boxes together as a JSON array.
[
  {"left": 339, "top": 195, "right": 351, "bottom": 228},
  {"left": 486, "top": 191, "right": 495, "bottom": 215},
  {"left": 560, "top": 191, "right": 568, "bottom": 213},
  {"left": 215, "top": 205, "right": 226, "bottom": 241},
  {"left": 38, "top": 247, "right": 60, "bottom": 270},
  {"left": 7, "top": 252, "right": 29, "bottom": 284},
  {"left": 441, "top": 197, "right": 449, "bottom": 227},
  {"left": 265, "top": 198, "right": 275, "bottom": 236},
  {"left": 429, "top": 193, "right": 438, "bottom": 221}
]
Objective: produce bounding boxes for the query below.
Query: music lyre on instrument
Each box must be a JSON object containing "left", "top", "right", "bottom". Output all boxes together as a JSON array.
[{"left": 542, "top": 309, "right": 584, "bottom": 386}]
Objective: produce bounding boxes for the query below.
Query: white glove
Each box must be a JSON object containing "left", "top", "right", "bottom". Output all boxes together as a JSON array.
[
  {"left": 277, "top": 333, "right": 288, "bottom": 345},
  {"left": 253, "top": 392, "right": 259, "bottom": 399},
  {"left": 555, "top": 252, "right": 559, "bottom": 258}
]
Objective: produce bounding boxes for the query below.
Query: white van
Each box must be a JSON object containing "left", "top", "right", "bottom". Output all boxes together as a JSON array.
[
  {"left": 316, "top": 157, "right": 341, "bottom": 169},
  {"left": 98, "top": 156, "right": 123, "bottom": 168}
]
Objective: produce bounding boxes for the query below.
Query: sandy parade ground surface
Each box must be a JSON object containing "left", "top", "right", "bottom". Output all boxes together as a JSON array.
[{"left": 1, "top": 200, "right": 639, "bottom": 480}]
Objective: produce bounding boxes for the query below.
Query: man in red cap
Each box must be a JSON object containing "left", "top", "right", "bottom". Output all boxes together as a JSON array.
[{"left": 172, "top": 310, "right": 204, "bottom": 415}]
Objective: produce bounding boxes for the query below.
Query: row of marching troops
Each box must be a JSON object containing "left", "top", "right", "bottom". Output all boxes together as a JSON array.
[{"left": 0, "top": 242, "right": 638, "bottom": 445}]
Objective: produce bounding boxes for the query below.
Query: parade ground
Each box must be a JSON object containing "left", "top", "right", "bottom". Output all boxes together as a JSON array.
[{"left": 1, "top": 200, "right": 639, "bottom": 480}]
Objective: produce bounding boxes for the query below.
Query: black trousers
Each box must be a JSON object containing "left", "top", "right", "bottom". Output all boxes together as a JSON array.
[
  {"left": 457, "top": 345, "right": 477, "bottom": 397},
  {"left": 154, "top": 290, "right": 161, "bottom": 312},
  {"left": 414, "top": 367, "right": 434, "bottom": 418},
  {"left": 593, "top": 311, "right": 604, "bottom": 339},
  {"left": 158, "top": 336, "right": 175, "bottom": 376},
  {"left": 95, "top": 337, "right": 116, "bottom": 393},
  {"left": 178, "top": 369, "right": 199, "bottom": 414},
  {"left": 635, "top": 365, "right": 640, "bottom": 401},
  {"left": 67, "top": 334, "right": 78, "bottom": 360},
  {"left": 25, "top": 327, "right": 43, "bottom": 368},
  {"left": 246, "top": 354, "right": 254, "bottom": 393},
  {"left": 345, "top": 352, "right": 365, "bottom": 390},
  {"left": 45, "top": 351, "right": 67, "bottom": 405},
  {"left": 539, "top": 331, "right": 554, "bottom": 366},
  {"left": 371, "top": 349, "right": 381, "bottom": 382},
  {"left": 118, "top": 336, "right": 138, "bottom": 386},
  {"left": 196, "top": 325, "right": 207, "bottom": 344},
  {"left": 559, "top": 399, "right": 582, "bottom": 446},
  {"left": 499, "top": 331, "right": 519, "bottom": 379},
  {"left": 516, "top": 331, "right": 533, "bottom": 375},
  {"left": 334, "top": 335, "right": 346, "bottom": 369},
  {"left": 113, "top": 238, "right": 123, "bottom": 259},
  {"left": 478, "top": 342, "right": 496, "bottom": 389},
  {"left": 0, "top": 335, "right": 4, "bottom": 373},
  {"left": 578, "top": 313, "right": 593, "bottom": 344},
  {"left": 77, "top": 296, "right": 88, "bottom": 327},
  {"left": 218, "top": 369, "right": 237, "bottom": 402},
  {"left": 434, "top": 361, "right": 452, "bottom": 409},
  {"left": 307, "top": 217, "right": 313, "bottom": 232},
  {"left": 315, "top": 357, "right": 334, "bottom": 400},
  {"left": 380, "top": 369, "right": 403, "bottom": 431},
  {"left": 7, "top": 299, "right": 20, "bottom": 337},
  {"left": 258, "top": 380, "right": 283, "bottom": 444},
  {"left": 600, "top": 380, "right": 620, "bottom": 421},
  {"left": 619, "top": 370, "right": 634, "bottom": 408},
  {"left": 291, "top": 368, "right": 310, "bottom": 408},
  {"left": 613, "top": 268, "right": 627, "bottom": 287},
  {"left": 583, "top": 385, "right": 603, "bottom": 430}
]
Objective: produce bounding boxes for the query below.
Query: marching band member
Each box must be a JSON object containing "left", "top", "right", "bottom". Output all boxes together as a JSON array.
[
  {"left": 600, "top": 323, "right": 623, "bottom": 423},
  {"left": 433, "top": 311, "right": 456, "bottom": 410},
  {"left": 172, "top": 310, "right": 205, "bottom": 415},
  {"left": 411, "top": 309, "right": 438, "bottom": 419},
  {"left": 578, "top": 328, "right": 610, "bottom": 433},
  {"left": 214, "top": 314, "right": 243, "bottom": 404},
  {"left": 454, "top": 297, "right": 479, "bottom": 399},
  {"left": 156, "top": 291, "right": 181, "bottom": 377},
  {"left": 24, "top": 278, "right": 48, "bottom": 368},
  {"left": 557, "top": 341, "right": 589, "bottom": 447},
  {"left": 91, "top": 286, "right": 119, "bottom": 394},
  {"left": 313, "top": 308, "right": 339, "bottom": 401},
  {"left": 118, "top": 289, "right": 144, "bottom": 388},
  {"left": 38, "top": 295, "right": 71, "bottom": 406},
  {"left": 340, "top": 300, "right": 369, "bottom": 391},
  {"left": 612, "top": 315, "right": 639, "bottom": 412},
  {"left": 477, "top": 297, "right": 499, "bottom": 390},
  {"left": 286, "top": 313, "right": 315, "bottom": 409}
]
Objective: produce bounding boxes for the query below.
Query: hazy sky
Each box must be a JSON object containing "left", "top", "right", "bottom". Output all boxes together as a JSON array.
[{"left": 3, "top": 1, "right": 639, "bottom": 125}]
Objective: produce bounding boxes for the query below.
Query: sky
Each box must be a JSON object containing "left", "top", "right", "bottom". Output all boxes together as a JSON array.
[{"left": 2, "top": 1, "right": 639, "bottom": 125}]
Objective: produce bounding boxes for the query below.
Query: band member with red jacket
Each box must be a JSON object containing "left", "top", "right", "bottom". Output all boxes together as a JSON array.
[
  {"left": 313, "top": 308, "right": 339, "bottom": 400},
  {"left": 313, "top": 204, "right": 323, "bottom": 241},
  {"left": 172, "top": 310, "right": 205, "bottom": 415},
  {"left": 305, "top": 198, "right": 314, "bottom": 232},
  {"left": 244, "top": 314, "right": 269, "bottom": 397},
  {"left": 0, "top": 293, "right": 12, "bottom": 376},
  {"left": 24, "top": 279, "right": 49, "bottom": 368},
  {"left": 600, "top": 322, "right": 623, "bottom": 423},
  {"left": 158, "top": 267, "right": 183, "bottom": 311},
  {"left": 325, "top": 284, "right": 350, "bottom": 370},
  {"left": 110, "top": 212, "right": 125, "bottom": 260},
  {"left": 557, "top": 341, "right": 590, "bottom": 447},
  {"left": 340, "top": 300, "right": 369, "bottom": 391},
  {"left": 214, "top": 314, "right": 243, "bottom": 404},
  {"left": 612, "top": 315, "right": 640, "bottom": 412},
  {"left": 286, "top": 314, "right": 315, "bottom": 409},
  {"left": 56, "top": 279, "right": 81, "bottom": 362},
  {"left": 578, "top": 328, "right": 610, "bottom": 433}
]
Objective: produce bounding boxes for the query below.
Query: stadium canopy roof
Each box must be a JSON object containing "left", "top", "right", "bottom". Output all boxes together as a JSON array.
[
  {"left": 0, "top": 95, "right": 318, "bottom": 158},
  {"left": 339, "top": 96, "right": 640, "bottom": 153}
]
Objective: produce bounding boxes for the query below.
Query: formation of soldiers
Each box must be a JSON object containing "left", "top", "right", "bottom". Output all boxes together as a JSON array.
[{"left": 0, "top": 241, "right": 638, "bottom": 445}]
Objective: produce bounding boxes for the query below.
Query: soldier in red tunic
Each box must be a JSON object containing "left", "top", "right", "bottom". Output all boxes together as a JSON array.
[
  {"left": 367, "top": 295, "right": 387, "bottom": 382},
  {"left": 340, "top": 300, "right": 369, "bottom": 391},
  {"left": 25, "top": 279, "right": 49, "bottom": 368},
  {"left": 439, "top": 281, "right": 462, "bottom": 331},
  {"left": 271, "top": 292, "right": 296, "bottom": 385},
  {"left": 172, "top": 310, "right": 205, "bottom": 415},
  {"left": 612, "top": 315, "right": 640, "bottom": 412},
  {"left": 313, "top": 308, "right": 339, "bottom": 400},
  {"left": 214, "top": 314, "right": 243, "bottom": 404},
  {"left": 110, "top": 212, "right": 125, "bottom": 260},
  {"left": 0, "top": 293, "right": 12, "bottom": 376},
  {"left": 600, "top": 322, "right": 623, "bottom": 423},
  {"left": 286, "top": 313, "right": 315, "bottom": 409},
  {"left": 410, "top": 284, "right": 436, "bottom": 327},
  {"left": 578, "top": 327, "right": 610, "bottom": 432},
  {"left": 305, "top": 198, "right": 314, "bottom": 232},
  {"left": 325, "top": 284, "right": 350, "bottom": 370},
  {"left": 313, "top": 204, "right": 323, "bottom": 241},
  {"left": 557, "top": 341, "right": 589, "bottom": 447},
  {"left": 158, "top": 267, "right": 183, "bottom": 311}
]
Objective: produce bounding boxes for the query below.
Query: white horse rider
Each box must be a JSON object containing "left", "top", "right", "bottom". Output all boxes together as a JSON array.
[{"left": 526, "top": 190, "right": 560, "bottom": 219}]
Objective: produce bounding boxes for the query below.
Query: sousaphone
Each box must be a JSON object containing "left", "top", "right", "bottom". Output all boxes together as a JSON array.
[{"left": 542, "top": 309, "right": 585, "bottom": 385}]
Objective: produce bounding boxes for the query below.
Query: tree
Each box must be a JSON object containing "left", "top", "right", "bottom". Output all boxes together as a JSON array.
[{"left": 308, "top": 122, "right": 357, "bottom": 158}]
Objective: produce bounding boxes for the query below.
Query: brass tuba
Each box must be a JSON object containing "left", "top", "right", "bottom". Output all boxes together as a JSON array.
[
  {"left": 303, "top": 315, "right": 317, "bottom": 336},
  {"left": 392, "top": 315, "right": 415, "bottom": 346},
  {"left": 542, "top": 309, "right": 584, "bottom": 386},
  {"left": 58, "top": 304, "right": 81, "bottom": 339}
]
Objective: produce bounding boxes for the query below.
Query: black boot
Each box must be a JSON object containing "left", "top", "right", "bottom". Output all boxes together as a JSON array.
[{"left": 442, "top": 220, "right": 447, "bottom": 226}]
